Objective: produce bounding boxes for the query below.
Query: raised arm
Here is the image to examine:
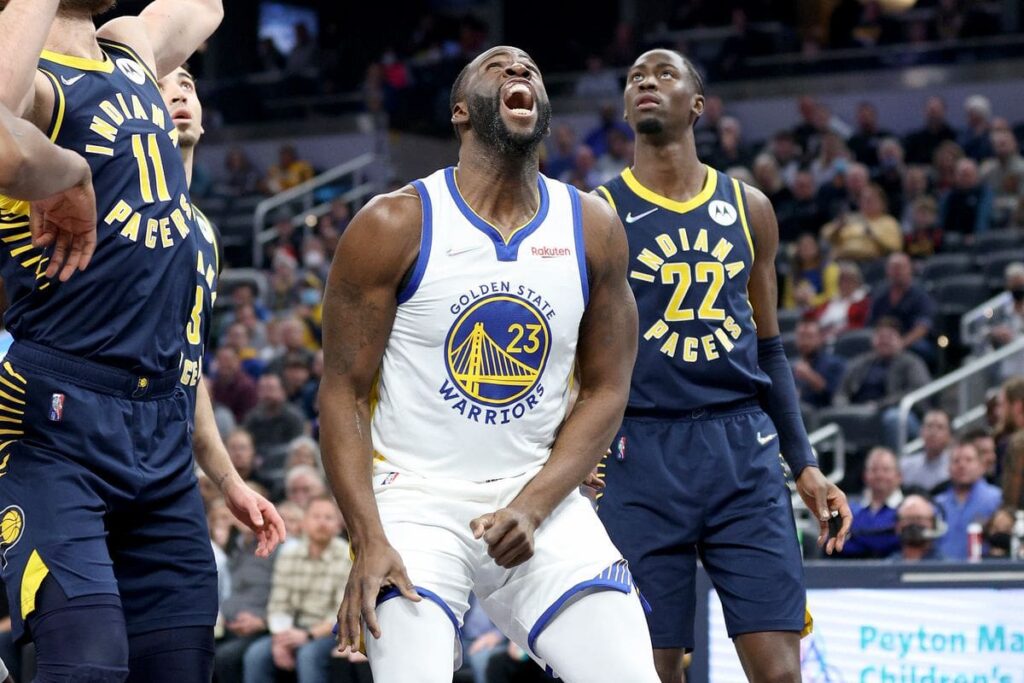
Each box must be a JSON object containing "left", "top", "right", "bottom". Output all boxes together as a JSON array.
[
  {"left": 471, "top": 192, "right": 638, "bottom": 568},
  {"left": 744, "top": 184, "right": 851, "bottom": 554},
  {"left": 0, "top": 0, "right": 58, "bottom": 117},
  {"left": 319, "top": 188, "right": 422, "bottom": 652},
  {"left": 98, "top": 0, "right": 223, "bottom": 78}
]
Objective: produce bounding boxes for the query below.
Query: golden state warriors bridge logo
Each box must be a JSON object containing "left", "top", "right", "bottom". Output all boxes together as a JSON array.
[{"left": 440, "top": 290, "right": 552, "bottom": 424}]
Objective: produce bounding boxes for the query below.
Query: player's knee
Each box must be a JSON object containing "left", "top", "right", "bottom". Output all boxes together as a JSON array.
[
  {"left": 749, "top": 661, "right": 800, "bottom": 683},
  {"left": 30, "top": 586, "right": 130, "bottom": 682},
  {"left": 653, "top": 649, "right": 687, "bottom": 683}
]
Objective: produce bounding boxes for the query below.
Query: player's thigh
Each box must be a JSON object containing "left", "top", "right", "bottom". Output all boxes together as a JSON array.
[
  {"left": 0, "top": 439, "right": 120, "bottom": 643},
  {"left": 597, "top": 417, "right": 703, "bottom": 650},
  {"left": 367, "top": 597, "right": 459, "bottom": 683},
  {"left": 479, "top": 491, "right": 642, "bottom": 665},
  {"left": 699, "top": 411, "right": 805, "bottom": 639}
]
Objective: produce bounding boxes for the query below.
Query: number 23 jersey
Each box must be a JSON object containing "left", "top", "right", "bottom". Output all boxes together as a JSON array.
[
  {"left": 597, "top": 166, "right": 769, "bottom": 412},
  {"left": 0, "top": 41, "right": 205, "bottom": 375}
]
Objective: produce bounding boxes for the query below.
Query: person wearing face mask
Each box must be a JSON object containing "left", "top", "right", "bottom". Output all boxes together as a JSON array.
[
  {"left": 982, "top": 507, "right": 1017, "bottom": 559},
  {"left": 893, "top": 495, "right": 946, "bottom": 562}
]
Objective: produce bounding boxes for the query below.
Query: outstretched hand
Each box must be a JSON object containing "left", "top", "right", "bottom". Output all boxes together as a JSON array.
[
  {"left": 29, "top": 164, "right": 96, "bottom": 282},
  {"left": 222, "top": 477, "right": 287, "bottom": 557},
  {"left": 796, "top": 466, "right": 852, "bottom": 555}
]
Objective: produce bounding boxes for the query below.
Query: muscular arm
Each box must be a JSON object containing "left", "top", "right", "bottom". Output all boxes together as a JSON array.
[
  {"left": 506, "top": 193, "right": 637, "bottom": 528},
  {"left": 98, "top": 0, "right": 223, "bottom": 78},
  {"left": 0, "top": 103, "right": 91, "bottom": 199},
  {"left": 319, "top": 188, "right": 420, "bottom": 553},
  {"left": 0, "top": 0, "right": 58, "bottom": 119}
]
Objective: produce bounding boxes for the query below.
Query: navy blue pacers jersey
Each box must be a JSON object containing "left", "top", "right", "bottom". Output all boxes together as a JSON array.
[
  {"left": 179, "top": 205, "right": 219, "bottom": 400},
  {"left": 0, "top": 41, "right": 204, "bottom": 375},
  {"left": 597, "top": 166, "right": 769, "bottom": 411}
]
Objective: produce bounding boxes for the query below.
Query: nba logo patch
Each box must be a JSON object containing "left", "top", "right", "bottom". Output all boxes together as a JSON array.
[
  {"left": 382, "top": 472, "right": 399, "bottom": 486},
  {"left": 49, "top": 393, "right": 65, "bottom": 422}
]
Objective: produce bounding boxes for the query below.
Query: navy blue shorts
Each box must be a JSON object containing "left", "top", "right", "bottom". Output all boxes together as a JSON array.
[
  {"left": 596, "top": 402, "right": 805, "bottom": 650},
  {"left": 0, "top": 341, "right": 218, "bottom": 643}
]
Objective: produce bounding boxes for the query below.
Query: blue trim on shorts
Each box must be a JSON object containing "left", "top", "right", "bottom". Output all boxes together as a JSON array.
[
  {"left": 375, "top": 585, "right": 462, "bottom": 641},
  {"left": 397, "top": 180, "right": 433, "bottom": 304},
  {"left": 567, "top": 185, "right": 589, "bottom": 307},
  {"left": 526, "top": 560, "right": 634, "bottom": 655}
]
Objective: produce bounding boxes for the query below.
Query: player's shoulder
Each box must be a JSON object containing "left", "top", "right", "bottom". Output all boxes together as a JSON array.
[
  {"left": 339, "top": 184, "right": 424, "bottom": 271},
  {"left": 96, "top": 18, "right": 158, "bottom": 75},
  {"left": 353, "top": 184, "right": 423, "bottom": 237}
]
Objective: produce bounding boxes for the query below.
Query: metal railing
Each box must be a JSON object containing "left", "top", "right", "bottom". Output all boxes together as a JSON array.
[
  {"left": 252, "top": 153, "right": 377, "bottom": 267},
  {"left": 896, "top": 336, "right": 1024, "bottom": 454},
  {"left": 960, "top": 291, "right": 1013, "bottom": 350}
]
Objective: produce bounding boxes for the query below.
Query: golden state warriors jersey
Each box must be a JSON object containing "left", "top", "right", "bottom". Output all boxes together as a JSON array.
[
  {"left": 597, "top": 166, "right": 769, "bottom": 412},
  {"left": 0, "top": 41, "right": 203, "bottom": 375},
  {"left": 371, "top": 168, "right": 588, "bottom": 482}
]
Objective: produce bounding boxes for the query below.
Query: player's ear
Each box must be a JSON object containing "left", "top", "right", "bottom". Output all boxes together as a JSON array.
[
  {"left": 451, "top": 100, "right": 470, "bottom": 130},
  {"left": 692, "top": 94, "right": 705, "bottom": 120}
]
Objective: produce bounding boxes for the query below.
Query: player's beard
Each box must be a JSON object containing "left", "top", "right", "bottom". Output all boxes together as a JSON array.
[
  {"left": 468, "top": 92, "right": 551, "bottom": 158},
  {"left": 58, "top": 0, "right": 116, "bottom": 15},
  {"left": 636, "top": 117, "right": 665, "bottom": 136}
]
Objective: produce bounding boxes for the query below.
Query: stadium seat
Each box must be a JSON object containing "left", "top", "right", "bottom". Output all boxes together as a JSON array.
[
  {"left": 777, "top": 308, "right": 802, "bottom": 335},
  {"left": 979, "top": 250, "right": 1024, "bottom": 291},
  {"left": 814, "top": 405, "right": 884, "bottom": 456},
  {"left": 832, "top": 328, "right": 874, "bottom": 360},
  {"left": 920, "top": 253, "right": 974, "bottom": 287},
  {"left": 971, "top": 229, "right": 1024, "bottom": 259},
  {"left": 931, "top": 274, "right": 990, "bottom": 316}
]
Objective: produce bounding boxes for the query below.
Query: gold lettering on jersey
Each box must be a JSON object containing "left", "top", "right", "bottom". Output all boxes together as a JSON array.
[
  {"left": 105, "top": 193, "right": 192, "bottom": 250},
  {"left": 86, "top": 97, "right": 176, "bottom": 160},
  {"left": 631, "top": 226, "right": 750, "bottom": 363}
]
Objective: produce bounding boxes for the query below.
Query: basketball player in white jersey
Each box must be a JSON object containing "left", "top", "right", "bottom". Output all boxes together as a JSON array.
[{"left": 319, "top": 46, "right": 660, "bottom": 682}]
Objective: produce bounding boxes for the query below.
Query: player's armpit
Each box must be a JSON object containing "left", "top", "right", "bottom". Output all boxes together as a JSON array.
[
  {"left": 507, "top": 193, "right": 637, "bottom": 527},
  {"left": 741, "top": 183, "right": 783, "bottom": 339},
  {"left": 98, "top": 0, "right": 224, "bottom": 79}
]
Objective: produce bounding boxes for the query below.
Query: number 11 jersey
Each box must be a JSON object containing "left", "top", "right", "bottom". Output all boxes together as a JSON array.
[
  {"left": 0, "top": 40, "right": 203, "bottom": 375},
  {"left": 596, "top": 165, "right": 769, "bottom": 412}
]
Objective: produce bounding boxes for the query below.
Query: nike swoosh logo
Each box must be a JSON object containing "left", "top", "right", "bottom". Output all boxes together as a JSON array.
[
  {"left": 60, "top": 74, "right": 85, "bottom": 86},
  {"left": 446, "top": 245, "right": 483, "bottom": 257},
  {"left": 757, "top": 432, "right": 778, "bottom": 446},
  {"left": 625, "top": 208, "right": 658, "bottom": 224}
]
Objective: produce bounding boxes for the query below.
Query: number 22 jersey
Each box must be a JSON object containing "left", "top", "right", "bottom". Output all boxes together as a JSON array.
[
  {"left": 0, "top": 41, "right": 205, "bottom": 376},
  {"left": 597, "top": 165, "right": 769, "bottom": 412}
]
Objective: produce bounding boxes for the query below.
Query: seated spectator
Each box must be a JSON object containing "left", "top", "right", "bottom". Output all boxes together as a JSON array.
[
  {"left": 561, "top": 144, "right": 602, "bottom": 192},
  {"left": 821, "top": 183, "right": 903, "bottom": 262},
  {"left": 842, "top": 447, "right": 903, "bottom": 559},
  {"left": 221, "top": 146, "right": 262, "bottom": 197},
  {"left": 818, "top": 161, "right": 869, "bottom": 218},
  {"left": 284, "top": 465, "right": 328, "bottom": 511},
  {"left": 777, "top": 170, "right": 829, "bottom": 244},
  {"left": 962, "top": 427, "right": 999, "bottom": 483},
  {"left": 267, "top": 253, "right": 302, "bottom": 312},
  {"left": 596, "top": 128, "right": 633, "bottom": 185},
  {"left": 784, "top": 233, "right": 838, "bottom": 310},
  {"left": 809, "top": 132, "right": 851, "bottom": 189},
  {"left": 940, "top": 158, "right": 993, "bottom": 240},
  {"left": 983, "top": 507, "right": 1016, "bottom": 559},
  {"left": 213, "top": 347, "right": 260, "bottom": 423},
  {"left": 792, "top": 319, "right": 846, "bottom": 410},
  {"left": 959, "top": 95, "right": 994, "bottom": 162},
  {"left": 873, "top": 137, "right": 905, "bottom": 213},
  {"left": 226, "top": 428, "right": 258, "bottom": 482},
  {"left": 544, "top": 124, "right": 577, "bottom": 181},
  {"left": 904, "top": 96, "right": 958, "bottom": 166},
  {"left": 931, "top": 139, "right": 964, "bottom": 195},
  {"left": 904, "top": 196, "right": 942, "bottom": 259},
  {"left": 262, "top": 144, "right": 315, "bottom": 195},
  {"left": 281, "top": 351, "right": 317, "bottom": 416},
  {"left": 899, "top": 165, "right": 932, "bottom": 232},
  {"left": 694, "top": 95, "right": 724, "bottom": 161},
  {"left": 244, "top": 373, "right": 308, "bottom": 461},
  {"left": 707, "top": 116, "right": 750, "bottom": 171},
  {"left": 869, "top": 252, "right": 936, "bottom": 362},
  {"left": 999, "top": 376, "right": 1024, "bottom": 509},
  {"left": 206, "top": 375, "right": 238, "bottom": 441},
  {"left": 207, "top": 498, "right": 234, "bottom": 606},
  {"left": 222, "top": 322, "right": 267, "bottom": 378},
  {"left": 583, "top": 104, "right": 632, "bottom": 159},
  {"left": 243, "top": 497, "right": 356, "bottom": 683},
  {"left": 270, "top": 317, "right": 317, "bottom": 373},
  {"left": 215, "top": 522, "right": 276, "bottom": 683},
  {"left": 768, "top": 130, "right": 801, "bottom": 187},
  {"left": 893, "top": 494, "right": 945, "bottom": 562},
  {"left": 752, "top": 153, "right": 794, "bottom": 218},
  {"left": 848, "top": 101, "right": 891, "bottom": 168},
  {"left": 804, "top": 261, "right": 871, "bottom": 342},
  {"left": 835, "top": 317, "right": 931, "bottom": 449},
  {"left": 285, "top": 436, "right": 321, "bottom": 472},
  {"left": 980, "top": 128, "right": 1024, "bottom": 226},
  {"left": 901, "top": 409, "right": 954, "bottom": 494},
  {"left": 934, "top": 441, "right": 1002, "bottom": 560},
  {"left": 277, "top": 501, "right": 305, "bottom": 546}
]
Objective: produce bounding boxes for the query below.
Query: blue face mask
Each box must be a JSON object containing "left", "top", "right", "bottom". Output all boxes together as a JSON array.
[{"left": 300, "top": 289, "right": 320, "bottom": 306}]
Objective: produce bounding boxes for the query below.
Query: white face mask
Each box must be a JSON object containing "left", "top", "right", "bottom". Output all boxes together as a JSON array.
[{"left": 303, "top": 250, "right": 325, "bottom": 269}]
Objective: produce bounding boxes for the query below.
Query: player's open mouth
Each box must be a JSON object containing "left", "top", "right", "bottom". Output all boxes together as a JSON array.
[
  {"left": 172, "top": 110, "right": 192, "bottom": 123},
  {"left": 636, "top": 94, "right": 661, "bottom": 111},
  {"left": 501, "top": 80, "right": 536, "bottom": 119}
]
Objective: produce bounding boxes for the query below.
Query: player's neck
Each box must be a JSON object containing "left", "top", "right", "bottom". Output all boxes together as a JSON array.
[
  {"left": 181, "top": 147, "right": 195, "bottom": 188},
  {"left": 47, "top": 13, "right": 104, "bottom": 61},
  {"left": 454, "top": 143, "right": 541, "bottom": 238},
  {"left": 632, "top": 136, "right": 706, "bottom": 204}
]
